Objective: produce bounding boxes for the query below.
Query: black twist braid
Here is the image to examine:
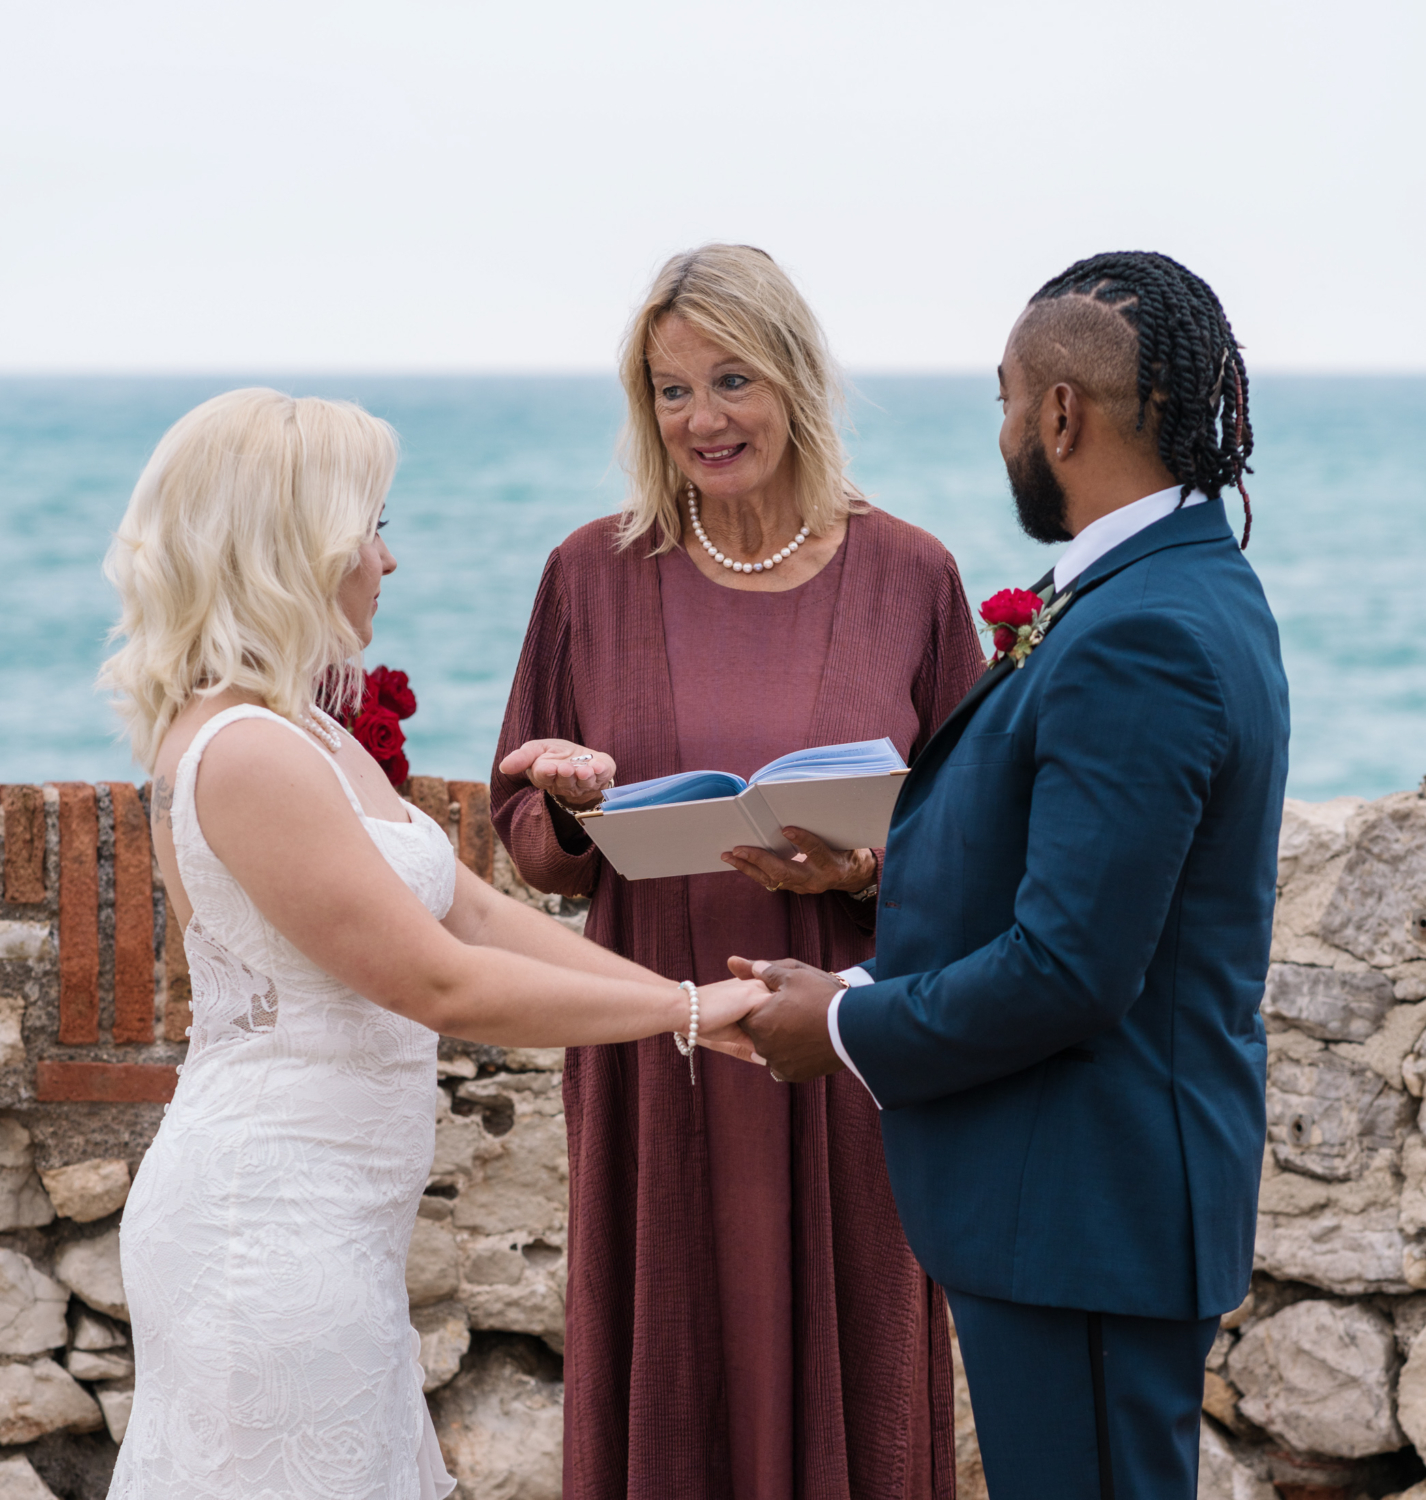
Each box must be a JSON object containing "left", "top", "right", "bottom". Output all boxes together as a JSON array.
[{"left": 1031, "top": 251, "right": 1254, "bottom": 548}]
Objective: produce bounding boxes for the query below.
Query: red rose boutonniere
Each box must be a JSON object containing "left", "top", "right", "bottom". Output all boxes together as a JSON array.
[
  {"left": 319, "top": 665, "right": 419, "bottom": 787},
  {"left": 978, "top": 586, "right": 1072, "bottom": 668}
]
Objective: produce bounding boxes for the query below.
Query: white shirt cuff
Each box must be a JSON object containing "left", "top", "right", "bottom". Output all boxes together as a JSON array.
[{"left": 829, "top": 968, "right": 881, "bottom": 1109}]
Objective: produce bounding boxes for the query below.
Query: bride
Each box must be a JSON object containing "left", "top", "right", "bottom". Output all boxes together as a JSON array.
[{"left": 100, "top": 388, "right": 764, "bottom": 1499}]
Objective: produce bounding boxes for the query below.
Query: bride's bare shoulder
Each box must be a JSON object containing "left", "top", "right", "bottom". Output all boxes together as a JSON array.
[{"left": 154, "top": 700, "right": 340, "bottom": 818}]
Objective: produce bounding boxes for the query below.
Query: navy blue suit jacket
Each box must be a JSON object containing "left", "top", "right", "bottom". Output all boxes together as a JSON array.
[{"left": 840, "top": 499, "right": 1289, "bottom": 1320}]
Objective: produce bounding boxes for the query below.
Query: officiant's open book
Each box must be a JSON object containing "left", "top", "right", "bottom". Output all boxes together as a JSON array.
[{"left": 575, "top": 738, "right": 909, "bottom": 880}]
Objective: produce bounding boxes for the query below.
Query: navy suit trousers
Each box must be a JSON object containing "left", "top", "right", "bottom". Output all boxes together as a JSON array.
[{"left": 947, "top": 1288, "right": 1218, "bottom": 1500}]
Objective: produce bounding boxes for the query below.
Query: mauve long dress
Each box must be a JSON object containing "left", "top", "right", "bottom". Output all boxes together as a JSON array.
[
  {"left": 491, "top": 507, "right": 985, "bottom": 1500},
  {"left": 659, "top": 540, "right": 924, "bottom": 1498}
]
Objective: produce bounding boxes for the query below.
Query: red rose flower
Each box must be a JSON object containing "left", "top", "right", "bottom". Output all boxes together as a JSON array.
[
  {"left": 352, "top": 701, "right": 404, "bottom": 762},
  {"left": 979, "top": 587, "right": 1043, "bottom": 630},
  {"left": 367, "top": 665, "right": 417, "bottom": 721},
  {"left": 992, "top": 625, "right": 1018, "bottom": 654},
  {"left": 377, "top": 748, "right": 410, "bottom": 788}
]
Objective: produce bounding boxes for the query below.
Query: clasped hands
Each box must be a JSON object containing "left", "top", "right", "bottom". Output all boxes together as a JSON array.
[{"left": 701, "top": 957, "right": 847, "bottom": 1083}]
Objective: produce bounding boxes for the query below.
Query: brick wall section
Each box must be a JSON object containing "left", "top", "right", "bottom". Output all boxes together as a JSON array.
[
  {"left": 450, "top": 780, "right": 495, "bottom": 884},
  {"left": 0, "top": 775, "right": 494, "bottom": 1108},
  {"left": 105, "top": 782, "right": 154, "bottom": 1044},
  {"left": 35, "top": 1060, "right": 179, "bottom": 1103},
  {"left": 2, "top": 783, "right": 46, "bottom": 903},
  {"left": 406, "top": 775, "right": 451, "bottom": 828},
  {"left": 56, "top": 782, "right": 100, "bottom": 1045}
]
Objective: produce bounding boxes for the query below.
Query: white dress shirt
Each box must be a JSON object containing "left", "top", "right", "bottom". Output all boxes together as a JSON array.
[
  {"left": 1053, "top": 484, "right": 1207, "bottom": 593},
  {"left": 827, "top": 484, "right": 1209, "bottom": 1105}
]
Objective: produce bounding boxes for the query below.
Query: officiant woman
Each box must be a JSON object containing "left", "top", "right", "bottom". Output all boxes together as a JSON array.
[{"left": 492, "top": 244, "right": 982, "bottom": 1500}]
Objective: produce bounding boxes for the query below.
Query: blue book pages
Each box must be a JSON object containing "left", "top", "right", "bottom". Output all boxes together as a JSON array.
[
  {"left": 752, "top": 737, "right": 905, "bottom": 784},
  {"left": 595, "top": 739, "right": 905, "bottom": 811},
  {"left": 599, "top": 770, "right": 746, "bottom": 810}
]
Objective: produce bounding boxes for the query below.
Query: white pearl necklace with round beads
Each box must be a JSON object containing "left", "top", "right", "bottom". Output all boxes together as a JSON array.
[
  {"left": 300, "top": 706, "right": 343, "bottom": 755},
  {"left": 686, "top": 484, "right": 809, "bottom": 574}
]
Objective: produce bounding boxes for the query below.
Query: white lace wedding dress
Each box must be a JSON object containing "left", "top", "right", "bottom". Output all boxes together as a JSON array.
[{"left": 110, "top": 706, "right": 458, "bottom": 1500}]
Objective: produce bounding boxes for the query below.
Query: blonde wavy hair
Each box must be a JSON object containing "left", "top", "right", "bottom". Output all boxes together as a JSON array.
[
  {"left": 100, "top": 387, "right": 398, "bottom": 769},
  {"left": 616, "top": 244, "right": 862, "bottom": 553}
]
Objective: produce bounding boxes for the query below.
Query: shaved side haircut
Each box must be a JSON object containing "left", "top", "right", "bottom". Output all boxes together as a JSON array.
[
  {"left": 1012, "top": 293, "right": 1148, "bottom": 445},
  {"left": 1019, "top": 251, "right": 1254, "bottom": 546}
]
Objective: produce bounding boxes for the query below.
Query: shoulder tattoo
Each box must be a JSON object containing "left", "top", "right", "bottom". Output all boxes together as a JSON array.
[{"left": 153, "top": 776, "right": 174, "bottom": 830}]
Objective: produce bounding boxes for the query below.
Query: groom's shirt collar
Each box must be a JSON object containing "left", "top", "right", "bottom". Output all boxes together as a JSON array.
[{"left": 1053, "top": 485, "right": 1209, "bottom": 594}]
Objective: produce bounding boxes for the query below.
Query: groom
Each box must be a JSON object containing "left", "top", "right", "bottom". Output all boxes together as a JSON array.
[{"left": 733, "top": 252, "right": 1290, "bottom": 1499}]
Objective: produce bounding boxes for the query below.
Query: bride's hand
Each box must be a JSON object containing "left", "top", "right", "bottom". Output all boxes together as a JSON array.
[
  {"left": 499, "top": 738, "right": 616, "bottom": 807},
  {"left": 690, "top": 976, "right": 770, "bottom": 1064}
]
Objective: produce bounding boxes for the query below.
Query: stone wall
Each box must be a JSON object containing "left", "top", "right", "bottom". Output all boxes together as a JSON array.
[
  {"left": 6, "top": 776, "right": 1426, "bottom": 1499},
  {"left": 0, "top": 776, "right": 572, "bottom": 1499},
  {"left": 1191, "top": 787, "right": 1426, "bottom": 1500}
]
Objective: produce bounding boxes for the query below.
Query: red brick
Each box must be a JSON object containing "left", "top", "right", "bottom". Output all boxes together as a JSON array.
[
  {"left": 449, "top": 781, "right": 494, "bottom": 883},
  {"left": 2, "top": 785, "right": 46, "bottom": 904},
  {"left": 35, "top": 1060, "right": 177, "bottom": 1103},
  {"left": 55, "top": 783, "right": 99, "bottom": 1045},
  {"left": 404, "top": 775, "right": 450, "bottom": 830},
  {"left": 162, "top": 897, "right": 193, "bottom": 1042},
  {"left": 104, "top": 782, "right": 155, "bottom": 1044}
]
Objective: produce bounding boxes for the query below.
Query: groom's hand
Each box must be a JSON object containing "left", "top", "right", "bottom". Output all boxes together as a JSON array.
[{"left": 727, "top": 956, "right": 845, "bottom": 1083}]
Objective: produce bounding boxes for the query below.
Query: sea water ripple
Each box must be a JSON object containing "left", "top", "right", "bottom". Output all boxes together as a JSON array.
[{"left": 1, "top": 374, "right": 1421, "bottom": 802}]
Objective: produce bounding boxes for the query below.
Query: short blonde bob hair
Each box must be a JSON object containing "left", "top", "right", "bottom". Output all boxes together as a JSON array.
[
  {"left": 617, "top": 244, "right": 862, "bottom": 553},
  {"left": 101, "top": 387, "right": 397, "bottom": 769}
]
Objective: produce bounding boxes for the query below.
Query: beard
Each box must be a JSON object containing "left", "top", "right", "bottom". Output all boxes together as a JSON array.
[{"left": 1005, "top": 428, "right": 1072, "bottom": 544}]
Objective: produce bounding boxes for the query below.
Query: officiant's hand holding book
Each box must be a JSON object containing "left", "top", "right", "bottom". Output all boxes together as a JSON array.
[
  {"left": 575, "top": 738, "right": 909, "bottom": 881},
  {"left": 719, "top": 822, "right": 879, "bottom": 898}
]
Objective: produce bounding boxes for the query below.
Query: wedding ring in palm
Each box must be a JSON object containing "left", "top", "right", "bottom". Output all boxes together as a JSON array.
[{"left": 673, "top": 980, "right": 700, "bottom": 1085}]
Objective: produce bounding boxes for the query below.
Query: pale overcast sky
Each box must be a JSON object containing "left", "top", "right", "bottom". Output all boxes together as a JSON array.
[{"left": 1, "top": 0, "right": 1421, "bottom": 372}]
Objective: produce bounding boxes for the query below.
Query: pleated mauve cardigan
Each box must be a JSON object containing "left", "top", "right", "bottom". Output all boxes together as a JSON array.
[{"left": 490, "top": 507, "right": 985, "bottom": 1500}]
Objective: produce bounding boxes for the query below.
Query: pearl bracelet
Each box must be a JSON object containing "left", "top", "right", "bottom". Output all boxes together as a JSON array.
[{"left": 672, "top": 980, "right": 700, "bottom": 1086}]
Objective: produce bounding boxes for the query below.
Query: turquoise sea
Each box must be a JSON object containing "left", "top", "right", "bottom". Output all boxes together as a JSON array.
[{"left": 1, "top": 376, "right": 1422, "bottom": 804}]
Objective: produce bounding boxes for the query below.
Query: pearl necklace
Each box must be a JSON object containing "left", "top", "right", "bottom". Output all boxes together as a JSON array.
[
  {"left": 300, "top": 706, "right": 343, "bottom": 755},
  {"left": 686, "top": 485, "right": 809, "bottom": 575}
]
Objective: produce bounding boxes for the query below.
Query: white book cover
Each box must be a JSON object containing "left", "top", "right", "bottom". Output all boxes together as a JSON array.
[{"left": 576, "top": 763, "right": 909, "bottom": 880}]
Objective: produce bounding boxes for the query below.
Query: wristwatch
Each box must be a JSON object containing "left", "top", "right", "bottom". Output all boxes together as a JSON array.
[{"left": 849, "top": 881, "right": 879, "bottom": 903}]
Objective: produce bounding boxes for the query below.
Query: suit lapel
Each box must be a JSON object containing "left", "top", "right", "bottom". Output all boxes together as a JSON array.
[
  {"left": 909, "top": 568, "right": 1057, "bottom": 767},
  {"left": 902, "top": 498, "right": 1237, "bottom": 788},
  {"left": 901, "top": 567, "right": 1094, "bottom": 792}
]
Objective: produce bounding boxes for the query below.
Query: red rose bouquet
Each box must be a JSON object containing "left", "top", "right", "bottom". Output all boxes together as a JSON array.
[{"left": 319, "top": 665, "right": 418, "bottom": 786}]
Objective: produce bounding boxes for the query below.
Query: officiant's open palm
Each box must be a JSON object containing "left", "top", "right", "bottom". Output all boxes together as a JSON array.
[{"left": 500, "top": 737, "right": 616, "bottom": 807}]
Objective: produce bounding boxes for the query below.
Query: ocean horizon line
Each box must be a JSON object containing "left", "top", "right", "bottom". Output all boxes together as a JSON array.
[{"left": 2, "top": 366, "right": 1424, "bottom": 382}]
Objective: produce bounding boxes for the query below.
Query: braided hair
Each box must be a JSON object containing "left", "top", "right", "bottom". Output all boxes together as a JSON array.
[{"left": 1030, "top": 251, "right": 1254, "bottom": 548}]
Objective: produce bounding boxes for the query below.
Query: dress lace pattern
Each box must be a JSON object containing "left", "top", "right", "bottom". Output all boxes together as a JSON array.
[{"left": 109, "top": 706, "right": 458, "bottom": 1500}]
